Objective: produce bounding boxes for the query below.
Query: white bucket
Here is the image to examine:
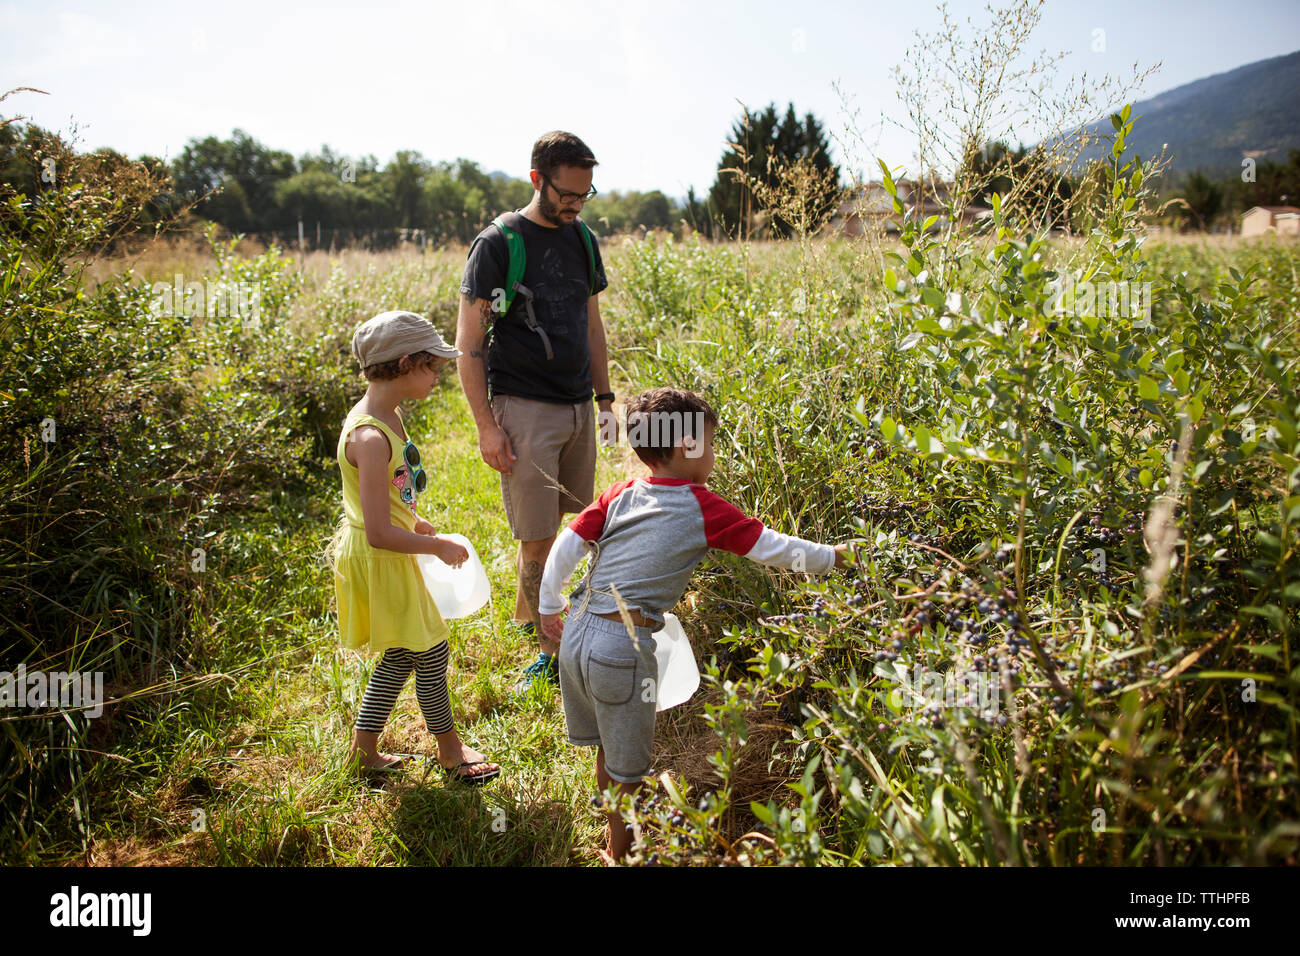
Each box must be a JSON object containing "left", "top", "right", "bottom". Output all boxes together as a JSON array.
[
  {"left": 416, "top": 533, "right": 490, "bottom": 619},
  {"left": 650, "top": 612, "right": 699, "bottom": 712}
]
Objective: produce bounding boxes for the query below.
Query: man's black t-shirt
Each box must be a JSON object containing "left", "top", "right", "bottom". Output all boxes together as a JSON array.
[{"left": 459, "top": 213, "right": 609, "bottom": 404}]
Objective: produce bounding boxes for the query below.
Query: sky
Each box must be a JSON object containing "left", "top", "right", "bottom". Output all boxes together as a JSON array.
[{"left": 2, "top": 0, "right": 1298, "bottom": 198}]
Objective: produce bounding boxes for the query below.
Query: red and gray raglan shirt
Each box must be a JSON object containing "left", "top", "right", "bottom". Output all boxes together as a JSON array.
[{"left": 539, "top": 477, "right": 837, "bottom": 629}]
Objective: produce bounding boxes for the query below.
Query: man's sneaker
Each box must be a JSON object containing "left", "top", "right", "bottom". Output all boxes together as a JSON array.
[{"left": 514, "top": 651, "right": 559, "bottom": 695}]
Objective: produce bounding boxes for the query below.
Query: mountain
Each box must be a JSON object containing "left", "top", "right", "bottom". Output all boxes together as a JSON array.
[{"left": 1073, "top": 50, "right": 1300, "bottom": 181}]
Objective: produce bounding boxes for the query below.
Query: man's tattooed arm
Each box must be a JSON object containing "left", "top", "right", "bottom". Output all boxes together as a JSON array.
[{"left": 456, "top": 293, "right": 497, "bottom": 433}]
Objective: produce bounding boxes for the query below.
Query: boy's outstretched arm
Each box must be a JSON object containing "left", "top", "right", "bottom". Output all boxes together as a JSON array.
[
  {"left": 690, "top": 485, "right": 852, "bottom": 572},
  {"left": 743, "top": 527, "right": 843, "bottom": 573}
]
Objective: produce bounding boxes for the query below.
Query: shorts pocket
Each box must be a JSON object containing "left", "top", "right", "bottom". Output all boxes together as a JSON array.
[{"left": 588, "top": 652, "right": 637, "bottom": 705}]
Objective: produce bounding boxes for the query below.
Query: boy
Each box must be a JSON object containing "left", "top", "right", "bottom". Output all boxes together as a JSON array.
[{"left": 538, "top": 386, "right": 851, "bottom": 860}]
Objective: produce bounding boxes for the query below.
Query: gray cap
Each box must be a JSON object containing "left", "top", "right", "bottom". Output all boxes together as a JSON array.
[{"left": 351, "top": 310, "right": 461, "bottom": 368}]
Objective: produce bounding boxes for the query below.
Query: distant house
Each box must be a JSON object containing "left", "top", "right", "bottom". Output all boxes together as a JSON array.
[
  {"left": 831, "top": 180, "right": 988, "bottom": 236},
  {"left": 1241, "top": 206, "right": 1300, "bottom": 238}
]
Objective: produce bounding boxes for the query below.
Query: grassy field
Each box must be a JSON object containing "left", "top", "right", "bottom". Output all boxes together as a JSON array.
[{"left": 4, "top": 132, "right": 1300, "bottom": 864}]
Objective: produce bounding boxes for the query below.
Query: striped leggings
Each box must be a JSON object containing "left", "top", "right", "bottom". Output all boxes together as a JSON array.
[{"left": 354, "top": 642, "right": 453, "bottom": 735}]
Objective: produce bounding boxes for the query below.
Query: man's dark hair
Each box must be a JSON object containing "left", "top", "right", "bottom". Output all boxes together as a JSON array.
[
  {"left": 626, "top": 387, "right": 718, "bottom": 467},
  {"left": 532, "top": 131, "right": 598, "bottom": 181}
]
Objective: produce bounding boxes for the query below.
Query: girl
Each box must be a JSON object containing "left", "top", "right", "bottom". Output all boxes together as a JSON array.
[{"left": 332, "top": 309, "right": 500, "bottom": 785}]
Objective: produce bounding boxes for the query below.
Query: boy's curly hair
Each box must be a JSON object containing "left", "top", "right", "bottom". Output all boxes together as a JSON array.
[
  {"left": 626, "top": 387, "right": 718, "bottom": 466},
  {"left": 361, "top": 350, "right": 448, "bottom": 381}
]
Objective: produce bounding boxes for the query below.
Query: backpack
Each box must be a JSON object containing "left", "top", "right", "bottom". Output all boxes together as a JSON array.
[{"left": 488, "top": 211, "right": 597, "bottom": 361}]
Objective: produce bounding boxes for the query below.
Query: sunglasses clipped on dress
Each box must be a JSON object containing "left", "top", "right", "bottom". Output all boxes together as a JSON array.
[{"left": 400, "top": 440, "right": 427, "bottom": 502}]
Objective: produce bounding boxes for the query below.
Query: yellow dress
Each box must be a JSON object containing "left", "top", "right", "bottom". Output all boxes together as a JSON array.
[{"left": 333, "top": 412, "right": 449, "bottom": 655}]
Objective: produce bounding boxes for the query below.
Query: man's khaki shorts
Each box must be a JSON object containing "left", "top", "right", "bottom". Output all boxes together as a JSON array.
[{"left": 490, "top": 393, "right": 596, "bottom": 541}]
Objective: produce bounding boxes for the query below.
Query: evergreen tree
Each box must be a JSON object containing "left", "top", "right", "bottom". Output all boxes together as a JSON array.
[{"left": 708, "top": 102, "right": 840, "bottom": 238}]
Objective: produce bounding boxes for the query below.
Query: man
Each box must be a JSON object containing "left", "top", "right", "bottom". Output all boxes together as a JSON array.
[{"left": 456, "top": 131, "right": 617, "bottom": 692}]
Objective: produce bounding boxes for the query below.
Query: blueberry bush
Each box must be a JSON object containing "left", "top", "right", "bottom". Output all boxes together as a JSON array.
[{"left": 606, "top": 109, "right": 1298, "bottom": 866}]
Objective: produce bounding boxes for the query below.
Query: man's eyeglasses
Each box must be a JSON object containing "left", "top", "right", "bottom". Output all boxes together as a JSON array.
[{"left": 542, "top": 174, "right": 597, "bottom": 205}]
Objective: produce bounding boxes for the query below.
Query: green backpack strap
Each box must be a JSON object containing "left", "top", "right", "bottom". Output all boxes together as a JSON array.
[
  {"left": 575, "top": 217, "right": 597, "bottom": 296},
  {"left": 492, "top": 212, "right": 528, "bottom": 315},
  {"left": 494, "top": 211, "right": 598, "bottom": 310}
]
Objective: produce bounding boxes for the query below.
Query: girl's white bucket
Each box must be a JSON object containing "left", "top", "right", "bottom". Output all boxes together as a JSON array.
[
  {"left": 651, "top": 612, "right": 699, "bottom": 712},
  {"left": 416, "top": 533, "right": 490, "bottom": 619}
]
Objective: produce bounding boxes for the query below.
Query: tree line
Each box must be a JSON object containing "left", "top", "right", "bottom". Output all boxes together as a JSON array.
[{"left": 0, "top": 101, "right": 843, "bottom": 248}]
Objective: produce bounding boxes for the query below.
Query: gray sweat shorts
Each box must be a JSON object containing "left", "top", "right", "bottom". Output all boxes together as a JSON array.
[{"left": 558, "top": 608, "right": 659, "bottom": 785}]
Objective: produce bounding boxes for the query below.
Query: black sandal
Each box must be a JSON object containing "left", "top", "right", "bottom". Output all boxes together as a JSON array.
[{"left": 442, "top": 759, "right": 501, "bottom": 786}]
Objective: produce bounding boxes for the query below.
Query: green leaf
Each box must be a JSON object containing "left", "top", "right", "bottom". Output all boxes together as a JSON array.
[
  {"left": 920, "top": 286, "right": 945, "bottom": 310},
  {"left": 880, "top": 416, "right": 897, "bottom": 441},
  {"left": 1138, "top": 375, "right": 1159, "bottom": 401},
  {"left": 1242, "top": 604, "right": 1286, "bottom": 633}
]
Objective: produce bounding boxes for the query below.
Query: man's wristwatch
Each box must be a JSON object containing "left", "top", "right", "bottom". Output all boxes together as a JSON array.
[{"left": 594, "top": 392, "right": 615, "bottom": 403}]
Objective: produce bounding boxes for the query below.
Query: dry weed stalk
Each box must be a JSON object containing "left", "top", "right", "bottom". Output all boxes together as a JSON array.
[{"left": 1143, "top": 418, "right": 1192, "bottom": 613}]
